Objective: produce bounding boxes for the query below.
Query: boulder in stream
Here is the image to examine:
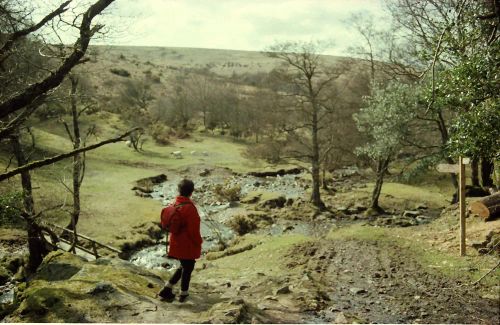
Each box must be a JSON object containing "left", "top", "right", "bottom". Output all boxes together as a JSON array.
[
  {"left": 132, "top": 174, "right": 167, "bottom": 193},
  {"left": 248, "top": 167, "right": 303, "bottom": 177}
]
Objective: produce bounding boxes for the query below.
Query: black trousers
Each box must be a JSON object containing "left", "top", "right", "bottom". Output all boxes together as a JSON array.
[{"left": 168, "top": 259, "right": 195, "bottom": 292}]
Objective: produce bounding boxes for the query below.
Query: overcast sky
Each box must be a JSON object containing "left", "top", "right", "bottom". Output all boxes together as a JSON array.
[{"left": 42, "top": 0, "right": 388, "bottom": 56}]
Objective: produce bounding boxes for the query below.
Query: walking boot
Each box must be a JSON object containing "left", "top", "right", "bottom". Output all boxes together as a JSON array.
[{"left": 158, "top": 286, "right": 175, "bottom": 302}]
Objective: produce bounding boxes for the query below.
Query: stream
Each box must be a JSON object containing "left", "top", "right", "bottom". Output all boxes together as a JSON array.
[{"left": 129, "top": 171, "right": 308, "bottom": 270}]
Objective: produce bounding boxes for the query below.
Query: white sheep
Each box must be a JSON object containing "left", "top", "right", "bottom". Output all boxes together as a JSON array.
[
  {"left": 171, "top": 151, "right": 183, "bottom": 159},
  {"left": 125, "top": 140, "right": 132, "bottom": 148}
]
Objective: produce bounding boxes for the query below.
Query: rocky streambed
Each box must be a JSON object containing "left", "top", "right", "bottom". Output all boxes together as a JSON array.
[{"left": 129, "top": 167, "right": 309, "bottom": 270}]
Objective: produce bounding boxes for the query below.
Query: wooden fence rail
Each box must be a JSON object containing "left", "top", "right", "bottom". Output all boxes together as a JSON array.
[{"left": 41, "top": 222, "right": 121, "bottom": 259}]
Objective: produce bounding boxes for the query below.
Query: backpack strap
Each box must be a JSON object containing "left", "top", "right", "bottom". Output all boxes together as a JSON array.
[{"left": 174, "top": 202, "right": 192, "bottom": 209}]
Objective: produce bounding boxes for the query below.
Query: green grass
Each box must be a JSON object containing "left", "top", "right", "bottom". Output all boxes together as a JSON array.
[
  {"left": 357, "top": 182, "right": 450, "bottom": 208},
  {"left": 0, "top": 113, "right": 284, "bottom": 244},
  {"left": 201, "top": 234, "right": 311, "bottom": 281}
]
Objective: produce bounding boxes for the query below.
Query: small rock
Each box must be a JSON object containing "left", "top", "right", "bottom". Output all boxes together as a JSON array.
[
  {"left": 257, "top": 304, "right": 269, "bottom": 311},
  {"left": 416, "top": 216, "right": 429, "bottom": 224},
  {"left": 415, "top": 203, "right": 428, "bottom": 210},
  {"left": 88, "top": 282, "right": 115, "bottom": 295},
  {"left": 238, "top": 285, "right": 249, "bottom": 291},
  {"left": 353, "top": 203, "right": 367, "bottom": 212},
  {"left": 264, "top": 295, "right": 278, "bottom": 301},
  {"left": 0, "top": 266, "right": 12, "bottom": 286},
  {"left": 373, "top": 272, "right": 382, "bottom": 278},
  {"left": 274, "top": 285, "right": 291, "bottom": 295},
  {"left": 349, "top": 287, "right": 367, "bottom": 295},
  {"left": 403, "top": 210, "right": 420, "bottom": 217},
  {"left": 230, "top": 298, "right": 245, "bottom": 305},
  {"left": 334, "top": 312, "right": 348, "bottom": 324},
  {"left": 199, "top": 169, "right": 211, "bottom": 177},
  {"left": 147, "top": 282, "right": 154, "bottom": 288}
]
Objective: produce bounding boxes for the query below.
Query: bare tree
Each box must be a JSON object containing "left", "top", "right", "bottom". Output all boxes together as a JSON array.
[
  {"left": 120, "top": 78, "right": 155, "bottom": 150},
  {"left": 0, "top": 0, "right": 115, "bottom": 123},
  {"left": 9, "top": 131, "right": 48, "bottom": 272},
  {"left": 58, "top": 74, "right": 98, "bottom": 238},
  {"left": 266, "top": 41, "right": 347, "bottom": 209}
]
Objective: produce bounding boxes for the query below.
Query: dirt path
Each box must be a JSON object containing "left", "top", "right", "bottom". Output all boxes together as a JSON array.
[{"left": 277, "top": 238, "right": 499, "bottom": 324}]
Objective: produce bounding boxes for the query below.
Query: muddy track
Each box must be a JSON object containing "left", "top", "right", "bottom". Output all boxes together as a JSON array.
[{"left": 288, "top": 239, "right": 499, "bottom": 324}]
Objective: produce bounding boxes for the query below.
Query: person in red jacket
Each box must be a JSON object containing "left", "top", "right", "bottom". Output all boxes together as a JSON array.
[{"left": 158, "top": 179, "right": 203, "bottom": 302}]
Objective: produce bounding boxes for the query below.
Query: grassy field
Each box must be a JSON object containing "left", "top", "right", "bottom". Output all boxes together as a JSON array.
[{"left": 0, "top": 112, "right": 276, "bottom": 244}]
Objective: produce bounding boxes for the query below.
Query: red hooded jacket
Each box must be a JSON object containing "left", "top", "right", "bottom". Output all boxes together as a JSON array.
[{"left": 167, "top": 196, "right": 203, "bottom": 260}]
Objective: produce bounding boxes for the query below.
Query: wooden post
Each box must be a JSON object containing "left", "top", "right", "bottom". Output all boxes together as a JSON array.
[
  {"left": 91, "top": 242, "right": 99, "bottom": 259},
  {"left": 459, "top": 157, "right": 466, "bottom": 256}
]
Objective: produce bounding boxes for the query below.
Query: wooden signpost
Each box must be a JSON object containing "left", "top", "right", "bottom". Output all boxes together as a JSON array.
[{"left": 437, "top": 157, "right": 469, "bottom": 256}]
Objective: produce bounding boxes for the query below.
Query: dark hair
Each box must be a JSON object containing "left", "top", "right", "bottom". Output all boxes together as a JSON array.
[{"left": 178, "top": 179, "right": 195, "bottom": 197}]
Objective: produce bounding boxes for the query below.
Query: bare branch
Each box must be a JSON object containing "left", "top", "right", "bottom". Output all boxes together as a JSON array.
[
  {"left": 0, "top": 1, "right": 72, "bottom": 64},
  {"left": 0, "top": 127, "right": 140, "bottom": 182},
  {"left": 0, "top": 0, "right": 115, "bottom": 120}
]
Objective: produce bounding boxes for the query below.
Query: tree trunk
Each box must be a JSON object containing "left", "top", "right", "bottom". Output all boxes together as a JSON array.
[
  {"left": 469, "top": 192, "right": 500, "bottom": 221},
  {"left": 481, "top": 158, "right": 494, "bottom": 187},
  {"left": 10, "top": 133, "right": 48, "bottom": 272},
  {"left": 310, "top": 100, "right": 324, "bottom": 210},
  {"left": 66, "top": 76, "right": 82, "bottom": 233},
  {"left": 371, "top": 157, "right": 390, "bottom": 212},
  {"left": 471, "top": 159, "right": 480, "bottom": 187}
]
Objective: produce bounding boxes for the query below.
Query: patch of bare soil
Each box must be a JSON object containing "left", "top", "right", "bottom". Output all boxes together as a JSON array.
[{"left": 282, "top": 238, "right": 499, "bottom": 324}]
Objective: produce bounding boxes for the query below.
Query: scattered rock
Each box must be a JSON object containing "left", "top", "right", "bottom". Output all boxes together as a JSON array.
[
  {"left": 248, "top": 167, "right": 303, "bottom": 177},
  {"left": 131, "top": 186, "right": 153, "bottom": 194},
  {"left": 349, "top": 287, "right": 367, "bottom": 295},
  {"left": 334, "top": 312, "right": 348, "bottom": 323},
  {"left": 87, "top": 282, "right": 115, "bottom": 295},
  {"left": 353, "top": 203, "right": 367, "bottom": 212},
  {"left": 199, "top": 169, "right": 211, "bottom": 177},
  {"left": 238, "top": 285, "right": 249, "bottom": 291},
  {"left": 336, "top": 206, "right": 348, "bottom": 212},
  {"left": 415, "top": 203, "right": 428, "bottom": 210},
  {"left": 403, "top": 210, "right": 420, "bottom": 217},
  {"left": 259, "top": 193, "right": 286, "bottom": 209},
  {"left": 274, "top": 285, "right": 291, "bottom": 295},
  {"left": 135, "top": 174, "right": 167, "bottom": 187},
  {"left": 134, "top": 191, "right": 152, "bottom": 198},
  {"left": 0, "top": 266, "right": 12, "bottom": 285},
  {"left": 416, "top": 216, "right": 430, "bottom": 224}
]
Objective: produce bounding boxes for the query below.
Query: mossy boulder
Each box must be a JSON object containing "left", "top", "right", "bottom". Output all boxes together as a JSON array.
[
  {"left": 241, "top": 191, "right": 286, "bottom": 208},
  {"left": 259, "top": 192, "right": 286, "bottom": 209},
  {"left": 6, "top": 251, "right": 165, "bottom": 323},
  {"left": 240, "top": 191, "right": 287, "bottom": 209}
]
